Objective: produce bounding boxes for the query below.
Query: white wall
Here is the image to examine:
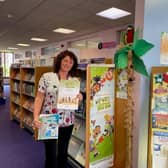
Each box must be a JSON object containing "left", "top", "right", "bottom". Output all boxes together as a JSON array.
[
  {"left": 138, "top": 0, "right": 168, "bottom": 168},
  {"left": 80, "top": 48, "right": 114, "bottom": 60}
]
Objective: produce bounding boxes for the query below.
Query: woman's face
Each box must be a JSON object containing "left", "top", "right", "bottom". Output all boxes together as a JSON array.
[{"left": 60, "top": 55, "right": 74, "bottom": 73}]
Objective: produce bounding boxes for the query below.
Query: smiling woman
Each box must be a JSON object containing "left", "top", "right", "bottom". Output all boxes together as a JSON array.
[{"left": 33, "top": 50, "right": 83, "bottom": 168}]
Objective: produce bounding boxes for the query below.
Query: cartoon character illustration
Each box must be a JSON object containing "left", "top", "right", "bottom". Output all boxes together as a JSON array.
[
  {"left": 90, "top": 125, "right": 101, "bottom": 157},
  {"left": 91, "top": 75, "right": 101, "bottom": 98},
  {"left": 91, "top": 68, "right": 114, "bottom": 99},
  {"left": 105, "top": 68, "right": 113, "bottom": 81},
  {"left": 103, "top": 114, "right": 114, "bottom": 136}
]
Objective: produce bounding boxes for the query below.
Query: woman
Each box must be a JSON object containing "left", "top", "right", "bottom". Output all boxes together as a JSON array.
[{"left": 33, "top": 50, "right": 83, "bottom": 168}]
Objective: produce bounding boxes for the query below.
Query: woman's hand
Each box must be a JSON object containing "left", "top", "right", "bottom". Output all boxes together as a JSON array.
[
  {"left": 33, "top": 91, "right": 45, "bottom": 129},
  {"left": 77, "top": 92, "right": 83, "bottom": 101},
  {"left": 33, "top": 119, "right": 42, "bottom": 129}
]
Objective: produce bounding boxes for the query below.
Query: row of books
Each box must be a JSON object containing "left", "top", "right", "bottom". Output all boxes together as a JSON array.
[
  {"left": 22, "top": 83, "right": 35, "bottom": 96},
  {"left": 13, "top": 82, "right": 20, "bottom": 92},
  {"left": 13, "top": 107, "right": 21, "bottom": 120},
  {"left": 23, "top": 73, "right": 35, "bottom": 82},
  {"left": 23, "top": 112, "right": 33, "bottom": 128},
  {"left": 23, "top": 99, "right": 34, "bottom": 112},
  {"left": 11, "top": 71, "right": 20, "bottom": 80}
]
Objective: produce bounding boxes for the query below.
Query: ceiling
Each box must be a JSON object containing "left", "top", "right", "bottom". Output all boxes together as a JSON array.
[{"left": 0, "top": 0, "right": 135, "bottom": 51}]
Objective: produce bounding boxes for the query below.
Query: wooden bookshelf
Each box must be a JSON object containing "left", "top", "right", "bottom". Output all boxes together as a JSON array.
[
  {"left": 10, "top": 65, "right": 52, "bottom": 133},
  {"left": 0, "top": 67, "right": 3, "bottom": 98}
]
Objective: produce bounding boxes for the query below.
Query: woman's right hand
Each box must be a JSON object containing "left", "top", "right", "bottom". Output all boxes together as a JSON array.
[{"left": 33, "top": 119, "right": 42, "bottom": 129}]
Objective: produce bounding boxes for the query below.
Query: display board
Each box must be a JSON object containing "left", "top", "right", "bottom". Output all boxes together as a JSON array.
[
  {"left": 148, "top": 66, "right": 168, "bottom": 168},
  {"left": 85, "top": 64, "right": 115, "bottom": 168}
]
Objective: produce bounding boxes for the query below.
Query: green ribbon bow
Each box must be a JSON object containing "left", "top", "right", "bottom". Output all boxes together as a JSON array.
[{"left": 114, "top": 39, "right": 154, "bottom": 77}]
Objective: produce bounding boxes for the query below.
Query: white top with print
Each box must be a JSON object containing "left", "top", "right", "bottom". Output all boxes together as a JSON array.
[{"left": 38, "top": 72, "right": 76, "bottom": 127}]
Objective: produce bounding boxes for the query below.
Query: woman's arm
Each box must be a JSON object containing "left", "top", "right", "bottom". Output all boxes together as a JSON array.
[{"left": 33, "top": 91, "right": 45, "bottom": 128}]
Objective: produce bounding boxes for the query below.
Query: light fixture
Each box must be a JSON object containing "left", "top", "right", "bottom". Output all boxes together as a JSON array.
[
  {"left": 30, "top": 37, "right": 48, "bottom": 42},
  {"left": 7, "top": 14, "right": 13, "bottom": 18},
  {"left": 17, "top": 43, "right": 30, "bottom": 47},
  {"left": 53, "top": 28, "right": 76, "bottom": 34},
  {"left": 76, "top": 43, "right": 85, "bottom": 47},
  {"left": 96, "top": 7, "right": 131, "bottom": 20},
  {"left": 8, "top": 47, "right": 18, "bottom": 50},
  {"left": 0, "top": 0, "right": 5, "bottom": 2}
]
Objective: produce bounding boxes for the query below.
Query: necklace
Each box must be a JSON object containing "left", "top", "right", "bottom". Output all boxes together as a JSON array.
[{"left": 58, "top": 73, "right": 69, "bottom": 80}]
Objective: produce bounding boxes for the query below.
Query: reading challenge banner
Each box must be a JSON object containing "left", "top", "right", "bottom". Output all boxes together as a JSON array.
[{"left": 86, "top": 64, "right": 115, "bottom": 168}]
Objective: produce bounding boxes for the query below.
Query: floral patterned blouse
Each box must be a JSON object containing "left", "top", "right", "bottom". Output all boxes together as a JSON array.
[{"left": 38, "top": 72, "right": 76, "bottom": 127}]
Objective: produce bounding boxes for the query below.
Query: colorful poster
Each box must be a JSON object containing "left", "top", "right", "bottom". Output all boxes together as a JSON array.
[
  {"left": 152, "top": 73, "right": 168, "bottom": 96},
  {"left": 57, "top": 79, "right": 80, "bottom": 110},
  {"left": 88, "top": 64, "right": 115, "bottom": 167},
  {"left": 38, "top": 114, "right": 60, "bottom": 140},
  {"left": 152, "top": 74, "right": 168, "bottom": 130},
  {"left": 160, "top": 32, "right": 168, "bottom": 64},
  {"left": 152, "top": 114, "right": 168, "bottom": 130},
  {"left": 153, "top": 131, "right": 168, "bottom": 168},
  {"left": 151, "top": 71, "right": 168, "bottom": 168}
]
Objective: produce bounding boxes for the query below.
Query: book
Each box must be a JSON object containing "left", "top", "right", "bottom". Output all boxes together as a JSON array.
[
  {"left": 38, "top": 114, "right": 60, "bottom": 140},
  {"left": 57, "top": 79, "right": 80, "bottom": 110}
]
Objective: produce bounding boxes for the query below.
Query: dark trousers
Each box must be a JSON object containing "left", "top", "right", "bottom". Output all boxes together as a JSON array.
[{"left": 44, "top": 125, "right": 73, "bottom": 168}]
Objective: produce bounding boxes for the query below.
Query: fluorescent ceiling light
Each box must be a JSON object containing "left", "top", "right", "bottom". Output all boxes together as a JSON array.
[
  {"left": 53, "top": 28, "right": 76, "bottom": 34},
  {"left": 8, "top": 47, "right": 18, "bottom": 50},
  {"left": 76, "top": 43, "right": 85, "bottom": 47},
  {"left": 0, "top": 0, "right": 5, "bottom": 2},
  {"left": 7, "top": 14, "right": 13, "bottom": 18},
  {"left": 30, "top": 37, "right": 48, "bottom": 42},
  {"left": 96, "top": 7, "right": 131, "bottom": 20},
  {"left": 17, "top": 43, "right": 30, "bottom": 47}
]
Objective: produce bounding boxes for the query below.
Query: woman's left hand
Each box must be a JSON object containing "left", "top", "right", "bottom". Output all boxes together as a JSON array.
[{"left": 77, "top": 93, "right": 83, "bottom": 101}]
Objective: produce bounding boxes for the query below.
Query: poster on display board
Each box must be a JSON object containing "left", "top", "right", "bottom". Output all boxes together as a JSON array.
[
  {"left": 148, "top": 67, "right": 168, "bottom": 168},
  {"left": 152, "top": 96, "right": 168, "bottom": 130},
  {"left": 152, "top": 130, "right": 168, "bottom": 168},
  {"left": 152, "top": 73, "right": 168, "bottom": 130},
  {"left": 152, "top": 72, "right": 168, "bottom": 96},
  {"left": 86, "top": 64, "right": 115, "bottom": 168},
  {"left": 160, "top": 32, "right": 168, "bottom": 64}
]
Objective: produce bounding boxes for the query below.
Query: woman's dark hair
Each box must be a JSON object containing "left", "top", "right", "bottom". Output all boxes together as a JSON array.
[{"left": 53, "top": 50, "right": 78, "bottom": 77}]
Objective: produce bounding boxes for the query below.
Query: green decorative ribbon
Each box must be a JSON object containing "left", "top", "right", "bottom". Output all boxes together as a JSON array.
[{"left": 114, "top": 39, "right": 154, "bottom": 77}]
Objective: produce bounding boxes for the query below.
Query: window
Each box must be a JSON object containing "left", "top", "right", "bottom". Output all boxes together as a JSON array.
[{"left": 0, "top": 52, "right": 14, "bottom": 77}]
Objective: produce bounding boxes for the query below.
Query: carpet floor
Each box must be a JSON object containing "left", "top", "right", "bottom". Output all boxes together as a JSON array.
[{"left": 0, "top": 85, "right": 45, "bottom": 168}]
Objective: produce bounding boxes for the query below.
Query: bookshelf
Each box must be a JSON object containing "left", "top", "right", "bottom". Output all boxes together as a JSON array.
[
  {"left": 0, "top": 67, "right": 3, "bottom": 98},
  {"left": 0, "top": 66, "right": 5, "bottom": 105},
  {"left": 10, "top": 65, "right": 52, "bottom": 133},
  {"left": 68, "top": 68, "right": 86, "bottom": 168}
]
